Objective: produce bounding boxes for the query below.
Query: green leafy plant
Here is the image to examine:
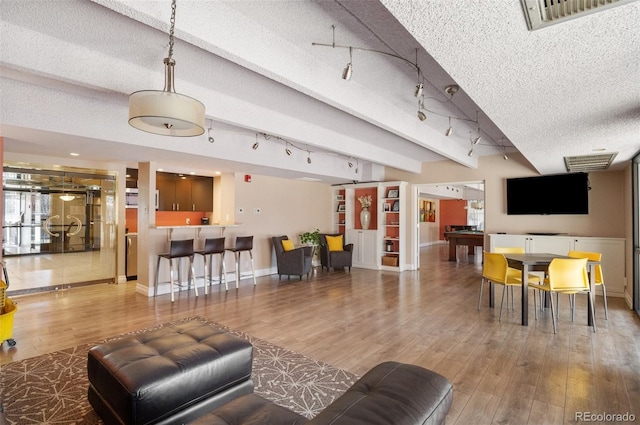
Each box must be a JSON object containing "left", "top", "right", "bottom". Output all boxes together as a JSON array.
[{"left": 300, "top": 228, "right": 320, "bottom": 245}]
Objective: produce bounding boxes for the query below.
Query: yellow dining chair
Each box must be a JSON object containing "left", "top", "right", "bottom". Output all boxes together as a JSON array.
[
  {"left": 479, "top": 252, "right": 523, "bottom": 321},
  {"left": 529, "top": 257, "right": 596, "bottom": 334},
  {"left": 492, "top": 247, "right": 541, "bottom": 310},
  {"left": 568, "top": 250, "right": 607, "bottom": 320}
]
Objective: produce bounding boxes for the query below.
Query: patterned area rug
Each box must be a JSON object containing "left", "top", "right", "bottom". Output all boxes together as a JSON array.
[{"left": 0, "top": 316, "right": 357, "bottom": 424}]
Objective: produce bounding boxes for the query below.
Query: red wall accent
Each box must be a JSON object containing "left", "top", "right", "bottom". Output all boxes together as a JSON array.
[
  {"left": 354, "top": 187, "right": 378, "bottom": 230},
  {"left": 439, "top": 199, "right": 467, "bottom": 239}
]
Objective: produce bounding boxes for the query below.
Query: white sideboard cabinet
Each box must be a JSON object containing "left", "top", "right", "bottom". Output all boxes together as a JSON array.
[{"left": 488, "top": 234, "right": 626, "bottom": 297}]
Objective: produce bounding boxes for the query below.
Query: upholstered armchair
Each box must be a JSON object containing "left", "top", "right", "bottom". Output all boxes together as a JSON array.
[
  {"left": 272, "top": 236, "right": 313, "bottom": 281},
  {"left": 318, "top": 233, "right": 353, "bottom": 271}
]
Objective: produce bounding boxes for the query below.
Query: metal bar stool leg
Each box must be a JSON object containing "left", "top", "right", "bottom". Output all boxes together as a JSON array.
[
  {"left": 234, "top": 252, "right": 240, "bottom": 289},
  {"left": 189, "top": 256, "right": 198, "bottom": 297},
  {"left": 203, "top": 254, "right": 209, "bottom": 295},
  {"left": 220, "top": 252, "right": 228, "bottom": 291},
  {"left": 249, "top": 250, "right": 256, "bottom": 286},
  {"left": 155, "top": 256, "right": 162, "bottom": 297},
  {"left": 169, "top": 258, "right": 176, "bottom": 303}
]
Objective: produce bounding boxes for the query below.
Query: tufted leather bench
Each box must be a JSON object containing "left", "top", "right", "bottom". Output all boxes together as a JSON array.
[
  {"left": 87, "top": 321, "right": 253, "bottom": 425},
  {"left": 192, "top": 361, "right": 453, "bottom": 425}
]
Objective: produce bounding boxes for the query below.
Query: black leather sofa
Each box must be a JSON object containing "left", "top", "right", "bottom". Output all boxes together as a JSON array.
[
  {"left": 192, "top": 361, "right": 453, "bottom": 425},
  {"left": 87, "top": 322, "right": 452, "bottom": 425}
]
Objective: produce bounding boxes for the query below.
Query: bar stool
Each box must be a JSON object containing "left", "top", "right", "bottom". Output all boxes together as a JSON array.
[
  {"left": 195, "top": 237, "right": 229, "bottom": 292},
  {"left": 155, "top": 239, "right": 198, "bottom": 303},
  {"left": 226, "top": 236, "right": 256, "bottom": 287}
]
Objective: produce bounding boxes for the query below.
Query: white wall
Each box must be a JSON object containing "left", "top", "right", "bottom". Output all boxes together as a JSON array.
[{"left": 388, "top": 153, "right": 626, "bottom": 238}]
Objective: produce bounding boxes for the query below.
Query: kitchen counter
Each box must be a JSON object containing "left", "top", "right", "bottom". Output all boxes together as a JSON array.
[{"left": 152, "top": 224, "right": 240, "bottom": 240}]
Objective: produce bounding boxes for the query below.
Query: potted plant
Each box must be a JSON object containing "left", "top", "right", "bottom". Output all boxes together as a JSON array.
[{"left": 300, "top": 228, "right": 320, "bottom": 246}]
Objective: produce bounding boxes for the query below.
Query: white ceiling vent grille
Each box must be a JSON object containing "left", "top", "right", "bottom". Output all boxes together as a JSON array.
[
  {"left": 521, "top": 0, "right": 634, "bottom": 30},
  {"left": 564, "top": 153, "right": 617, "bottom": 172}
]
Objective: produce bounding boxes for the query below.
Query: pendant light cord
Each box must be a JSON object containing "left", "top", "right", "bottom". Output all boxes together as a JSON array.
[{"left": 167, "top": 0, "right": 176, "bottom": 60}]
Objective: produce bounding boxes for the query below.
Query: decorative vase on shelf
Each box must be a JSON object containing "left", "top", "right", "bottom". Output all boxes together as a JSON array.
[{"left": 360, "top": 207, "right": 371, "bottom": 230}]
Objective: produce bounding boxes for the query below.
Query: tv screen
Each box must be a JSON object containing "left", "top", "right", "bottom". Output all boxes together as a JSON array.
[{"left": 506, "top": 173, "right": 589, "bottom": 215}]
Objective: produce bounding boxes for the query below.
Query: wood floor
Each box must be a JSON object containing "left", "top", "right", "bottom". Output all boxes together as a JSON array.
[{"left": 1, "top": 244, "right": 639, "bottom": 424}]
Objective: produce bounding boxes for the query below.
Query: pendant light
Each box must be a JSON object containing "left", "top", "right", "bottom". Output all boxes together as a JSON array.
[{"left": 128, "top": 0, "right": 205, "bottom": 137}]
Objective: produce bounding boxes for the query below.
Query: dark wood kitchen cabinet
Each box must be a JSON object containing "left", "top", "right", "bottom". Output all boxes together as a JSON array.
[{"left": 156, "top": 172, "right": 213, "bottom": 211}]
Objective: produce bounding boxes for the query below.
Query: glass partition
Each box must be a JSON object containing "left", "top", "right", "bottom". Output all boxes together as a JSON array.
[{"left": 2, "top": 166, "right": 117, "bottom": 293}]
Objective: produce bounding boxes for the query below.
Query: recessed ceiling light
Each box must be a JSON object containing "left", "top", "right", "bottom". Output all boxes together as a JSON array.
[
  {"left": 70, "top": 152, "right": 79, "bottom": 156},
  {"left": 189, "top": 171, "right": 196, "bottom": 175},
  {"left": 215, "top": 171, "right": 221, "bottom": 175}
]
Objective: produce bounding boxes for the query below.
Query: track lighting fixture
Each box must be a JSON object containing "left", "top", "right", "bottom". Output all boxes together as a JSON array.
[
  {"left": 414, "top": 82, "right": 424, "bottom": 98},
  {"left": 504, "top": 152, "right": 509, "bottom": 160},
  {"left": 342, "top": 63, "right": 352, "bottom": 80},
  {"left": 468, "top": 149, "right": 474, "bottom": 157},
  {"left": 472, "top": 111, "right": 481, "bottom": 144},
  {"left": 252, "top": 142, "right": 259, "bottom": 150},
  {"left": 445, "top": 117, "right": 453, "bottom": 136},
  {"left": 417, "top": 98, "right": 426, "bottom": 121},
  {"left": 128, "top": 0, "right": 205, "bottom": 136},
  {"left": 348, "top": 161, "right": 353, "bottom": 168},
  {"left": 285, "top": 142, "right": 292, "bottom": 156},
  {"left": 307, "top": 151, "right": 312, "bottom": 164},
  {"left": 207, "top": 126, "right": 214, "bottom": 143},
  {"left": 342, "top": 47, "right": 353, "bottom": 80}
]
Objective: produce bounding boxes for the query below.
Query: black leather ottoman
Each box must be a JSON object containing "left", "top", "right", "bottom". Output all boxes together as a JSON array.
[{"left": 87, "top": 321, "right": 254, "bottom": 425}]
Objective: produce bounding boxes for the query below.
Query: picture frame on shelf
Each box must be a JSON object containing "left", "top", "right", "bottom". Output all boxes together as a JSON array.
[
  {"left": 336, "top": 194, "right": 344, "bottom": 201},
  {"left": 337, "top": 204, "right": 346, "bottom": 212},
  {"left": 392, "top": 201, "right": 400, "bottom": 211},
  {"left": 384, "top": 203, "right": 391, "bottom": 212},
  {"left": 388, "top": 189, "right": 399, "bottom": 198}
]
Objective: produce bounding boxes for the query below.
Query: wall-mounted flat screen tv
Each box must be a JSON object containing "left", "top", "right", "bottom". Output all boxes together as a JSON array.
[{"left": 506, "top": 173, "right": 589, "bottom": 215}]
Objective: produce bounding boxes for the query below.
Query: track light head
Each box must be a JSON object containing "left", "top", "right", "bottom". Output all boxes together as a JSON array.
[
  {"left": 444, "top": 84, "right": 459, "bottom": 96},
  {"left": 208, "top": 136, "right": 215, "bottom": 143},
  {"left": 307, "top": 155, "right": 312, "bottom": 164},
  {"left": 348, "top": 161, "right": 353, "bottom": 168},
  {"left": 503, "top": 153, "right": 509, "bottom": 160},
  {"left": 414, "top": 82, "right": 424, "bottom": 98},
  {"left": 468, "top": 148, "right": 474, "bottom": 157},
  {"left": 445, "top": 117, "right": 452, "bottom": 136},
  {"left": 472, "top": 136, "right": 481, "bottom": 145},
  {"left": 207, "top": 127, "right": 214, "bottom": 143},
  {"left": 417, "top": 111, "right": 427, "bottom": 121},
  {"left": 252, "top": 141, "right": 259, "bottom": 150},
  {"left": 342, "top": 63, "right": 352, "bottom": 80},
  {"left": 285, "top": 148, "right": 292, "bottom": 156}
]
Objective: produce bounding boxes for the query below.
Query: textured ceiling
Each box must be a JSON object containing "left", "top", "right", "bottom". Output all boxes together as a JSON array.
[{"left": 1, "top": 0, "right": 638, "bottom": 183}]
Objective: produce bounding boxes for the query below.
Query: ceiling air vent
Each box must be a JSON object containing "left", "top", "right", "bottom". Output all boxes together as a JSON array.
[
  {"left": 520, "top": 0, "right": 634, "bottom": 31},
  {"left": 564, "top": 153, "right": 617, "bottom": 172}
]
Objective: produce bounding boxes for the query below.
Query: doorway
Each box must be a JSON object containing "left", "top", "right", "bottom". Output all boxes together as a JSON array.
[
  {"left": 415, "top": 181, "right": 485, "bottom": 267},
  {"left": 2, "top": 165, "right": 117, "bottom": 294}
]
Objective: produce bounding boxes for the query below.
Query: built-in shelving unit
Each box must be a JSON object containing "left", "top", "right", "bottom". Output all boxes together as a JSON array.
[
  {"left": 333, "top": 188, "right": 346, "bottom": 234},
  {"left": 381, "top": 184, "right": 401, "bottom": 269},
  {"left": 331, "top": 181, "right": 407, "bottom": 271}
]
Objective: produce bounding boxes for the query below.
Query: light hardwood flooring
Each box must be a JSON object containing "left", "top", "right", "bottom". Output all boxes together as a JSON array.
[{"left": 1, "top": 244, "right": 639, "bottom": 424}]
